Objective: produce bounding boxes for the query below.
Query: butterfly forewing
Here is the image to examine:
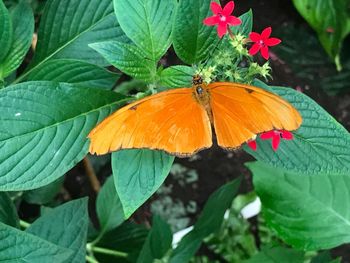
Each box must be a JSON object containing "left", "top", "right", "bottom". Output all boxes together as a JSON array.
[
  {"left": 208, "top": 82, "right": 302, "bottom": 149},
  {"left": 88, "top": 88, "right": 212, "bottom": 156}
]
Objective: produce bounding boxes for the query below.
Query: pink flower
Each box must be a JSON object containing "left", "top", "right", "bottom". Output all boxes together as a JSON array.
[
  {"left": 203, "top": 1, "right": 241, "bottom": 38},
  {"left": 247, "top": 140, "right": 257, "bottom": 151},
  {"left": 249, "top": 27, "right": 281, "bottom": 60},
  {"left": 260, "top": 130, "right": 293, "bottom": 151}
]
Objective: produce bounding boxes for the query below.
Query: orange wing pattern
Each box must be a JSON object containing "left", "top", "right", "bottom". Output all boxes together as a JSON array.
[
  {"left": 209, "top": 82, "right": 302, "bottom": 149},
  {"left": 88, "top": 88, "right": 212, "bottom": 156}
]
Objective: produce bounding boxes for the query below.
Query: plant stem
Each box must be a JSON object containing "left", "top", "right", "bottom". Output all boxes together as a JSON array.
[
  {"left": 83, "top": 156, "right": 101, "bottom": 192},
  {"left": 91, "top": 246, "right": 128, "bottom": 258},
  {"left": 86, "top": 256, "right": 99, "bottom": 263},
  {"left": 20, "top": 220, "right": 30, "bottom": 229}
]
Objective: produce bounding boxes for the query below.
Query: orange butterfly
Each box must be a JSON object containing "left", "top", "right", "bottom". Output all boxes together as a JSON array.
[{"left": 88, "top": 76, "right": 302, "bottom": 157}]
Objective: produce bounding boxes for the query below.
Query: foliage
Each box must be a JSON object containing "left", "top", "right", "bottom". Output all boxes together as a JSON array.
[{"left": 0, "top": 0, "right": 349, "bottom": 262}]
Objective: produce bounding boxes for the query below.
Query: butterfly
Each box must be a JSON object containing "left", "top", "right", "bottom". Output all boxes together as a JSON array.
[{"left": 88, "top": 76, "right": 302, "bottom": 157}]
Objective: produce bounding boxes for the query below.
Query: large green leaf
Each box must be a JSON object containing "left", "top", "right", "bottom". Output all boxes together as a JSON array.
[
  {"left": 249, "top": 161, "right": 350, "bottom": 250},
  {"left": 27, "top": 198, "right": 88, "bottom": 263},
  {"left": 159, "top": 65, "right": 194, "bottom": 88},
  {"left": 137, "top": 216, "right": 172, "bottom": 263},
  {"left": 0, "top": 81, "right": 127, "bottom": 191},
  {"left": 91, "top": 41, "right": 157, "bottom": 82},
  {"left": 231, "top": 9, "right": 253, "bottom": 37},
  {"left": 170, "top": 178, "right": 241, "bottom": 263},
  {"left": 17, "top": 0, "right": 127, "bottom": 83},
  {"left": 172, "top": 0, "right": 220, "bottom": 64},
  {"left": 112, "top": 149, "right": 175, "bottom": 218},
  {"left": 114, "top": 0, "right": 175, "bottom": 61},
  {"left": 244, "top": 80, "right": 350, "bottom": 175},
  {"left": 0, "top": 0, "right": 34, "bottom": 79},
  {"left": 0, "top": 0, "right": 12, "bottom": 63},
  {"left": 96, "top": 176, "right": 125, "bottom": 237},
  {"left": 0, "top": 222, "right": 73, "bottom": 262},
  {"left": 0, "top": 192, "right": 19, "bottom": 228},
  {"left": 292, "top": 0, "right": 350, "bottom": 69},
  {"left": 26, "top": 59, "right": 120, "bottom": 89},
  {"left": 246, "top": 246, "right": 304, "bottom": 263}
]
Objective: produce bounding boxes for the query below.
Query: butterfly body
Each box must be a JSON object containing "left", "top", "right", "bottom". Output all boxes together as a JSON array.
[{"left": 88, "top": 80, "right": 302, "bottom": 157}]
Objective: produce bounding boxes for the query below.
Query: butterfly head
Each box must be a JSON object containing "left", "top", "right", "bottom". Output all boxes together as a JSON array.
[{"left": 192, "top": 74, "right": 203, "bottom": 85}]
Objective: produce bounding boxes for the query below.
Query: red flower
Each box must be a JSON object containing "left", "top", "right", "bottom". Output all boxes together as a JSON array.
[
  {"left": 260, "top": 130, "right": 293, "bottom": 151},
  {"left": 249, "top": 27, "right": 281, "bottom": 60},
  {"left": 203, "top": 1, "right": 241, "bottom": 38},
  {"left": 247, "top": 140, "right": 257, "bottom": 151}
]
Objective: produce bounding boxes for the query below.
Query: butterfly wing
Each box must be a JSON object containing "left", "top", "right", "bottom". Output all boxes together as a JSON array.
[
  {"left": 88, "top": 88, "right": 212, "bottom": 156},
  {"left": 208, "top": 82, "right": 302, "bottom": 149}
]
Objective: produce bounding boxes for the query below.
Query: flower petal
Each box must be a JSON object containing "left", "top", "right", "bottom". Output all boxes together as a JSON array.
[
  {"left": 272, "top": 135, "right": 281, "bottom": 151},
  {"left": 247, "top": 140, "right": 257, "bottom": 151},
  {"left": 281, "top": 130, "right": 293, "bottom": 140},
  {"left": 261, "top": 27, "right": 272, "bottom": 39},
  {"left": 227, "top": 16, "right": 241, "bottom": 26},
  {"left": 249, "top": 43, "right": 261, "bottom": 56},
  {"left": 249, "top": 32, "right": 261, "bottom": 42},
  {"left": 203, "top": 15, "right": 220, "bottom": 26},
  {"left": 210, "top": 1, "right": 222, "bottom": 15},
  {"left": 260, "top": 130, "right": 275, "bottom": 140},
  {"left": 260, "top": 45, "right": 269, "bottom": 60},
  {"left": 265, "top": 37, "right": 281, "bottom": 46},
  {"left": 217, "top": 22, "right": 227, "bottom": 38},
  {"left": 222, "top": 1, "right": 234, "bottom": 16}
]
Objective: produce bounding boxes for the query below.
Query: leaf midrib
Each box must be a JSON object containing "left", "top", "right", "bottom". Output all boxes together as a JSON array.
[{"left": 12, "top": 12, "right": 115, "bottom": 85}]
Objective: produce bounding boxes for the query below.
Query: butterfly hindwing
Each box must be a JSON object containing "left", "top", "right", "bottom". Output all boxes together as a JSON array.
[
  {"left": 208, "top": 82, "right": 302, "bottom": 149},
  {"left": 88, "top": 88, "right": 212, "bottom": 156}
]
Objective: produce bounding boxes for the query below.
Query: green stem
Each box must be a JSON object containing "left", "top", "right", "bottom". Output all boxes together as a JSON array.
[
  {"left": 86, "top": 256, "right": 99, "bottom": 263},
  {"left": 91, "top": 246, "right": 128, "bottom": 258},
  {"left": 20, "top": 220, "right": 30, "bottom": 229}
]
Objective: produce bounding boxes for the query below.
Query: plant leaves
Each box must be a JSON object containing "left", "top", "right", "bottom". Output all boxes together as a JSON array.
[
  {"left": 159, "top": 65, "right": 194, "bottom": 88},
  {"left": 0, "top": 192, "right": 19, "bottom": 228},
  {"left": 27, "top": 198, "right": 89, "bottom": 263},
  {"left": 244, "top": 80, "right": 350, "bottom": 175},
  {"left": 137, "top": 216, "right": 173, "bottom": 263},
  {"left": 172, "top": 0, "right": 220, "bottom": 64},
  {"left": 112, "top": 149, "right": 175, "bottom": 218},
  {"left": 0, "top": 0, "right": 34, "bottom": 78},
  {"left": 91, "top": 41, "right": 157, "bottom": 82},
  {"left": 249, "top": 161, "right": 350, "bottom": 250},
  {"left": 23, "top": 177, "right": 64, "bottom": 205},
  {"left": 26, "top": 59, "right": 120, "bottom": 89},
  {"left": 170, "top": 178, "right": 241, "bottom": 263},
  {"left": 0, "top": 81, "right": 127, "bottom": 191},
  {"left": 292, "top": 0, "right": 350, "bottom": 68},
  {"left": 20, "top": 0, "right": 128, "bottom": 82},
  {"left": 246, "top": 245, "right": 304, "bottom": 263},
  {"left": 0, "top": 222, "right": 73, "bottom": 262},
  {"left": 114, "top": 0, "right": 175, "bottom": 61},
  {"left": 0, "top": 0, "right": 12, "bottom": 63},
  {"left": 231, "top": 9, "right": 253, "bottom": 37},
  {"left": 96, "top": 176, "right": 124, "bottom": 236}
]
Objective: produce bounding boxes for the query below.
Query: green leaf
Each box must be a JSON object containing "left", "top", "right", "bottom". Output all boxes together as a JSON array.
[
  {"left": 0, "top": 81, "right": 127, "bottom": 191},
  {"left": 96, "top": 176, "right": 124, "bottom": 236},
  {"left": 231, "top": 9, "right": 253, "bottom": 37},
  {"left": 26, "top": 59, "right": 120, "bottom": 89},
  {"left": 0, "top": 0, "right": 34, "bottom": 78},
  {"left": 91, "top": 41, "right": 157, "bottom": 82},
  {"left": 0, "top": 0, "right": 12, "bottom": 63},
  {"left": 172, "top": 0, "right": 220, "bottom": 64},
  {"left": 244, "top": 80, "right": 350, "bottom": 175},
  {"left": 19, "top": 0, "right": 128, "bottom": 82},
  {"left": 0, "top": 222, "right": 73, "bottom": 262},
  {"left": 23, "top": 177, "right": 64, "bottom": 205},
  {"left": 137, "top": 216, "right": 173, "bottom": 263},
  {"left": 170, "top": 178, "right": 241, "bottom": 263},
  {"left": 112, "top": 149, "right": 175, "bottom": 218},
  {"left": 246, "top": 245, "right": 304, "bottom": 263},
  {"left": 114, "top": 0, "right": 175, "bottom": 61},
  {"left": 311, "top": 251, "right": 341, "bottom": 263},
  {"left": 292, "top": 0, "right": 350, "bottom": 68},
  {"left": 249, "top": 161, "right": 350, "bottom": 250},
  {"left": 0, "top": 192, "right": 19, "bottom": 228},
  {"left": 27, "top": 198, "right": 89, "bottom": 263},
  {"left": 159, "top": 65, "right": 194, "bottom": 88}
]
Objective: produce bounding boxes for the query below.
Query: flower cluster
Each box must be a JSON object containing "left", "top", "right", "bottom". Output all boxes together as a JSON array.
[{"left": 203, "top": 1, "right": 294, "bottom": 152}]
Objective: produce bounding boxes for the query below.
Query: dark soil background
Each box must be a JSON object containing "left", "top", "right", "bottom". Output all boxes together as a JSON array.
[{"left": 18, "top": 0, "right": 350, "bottom": 261}]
